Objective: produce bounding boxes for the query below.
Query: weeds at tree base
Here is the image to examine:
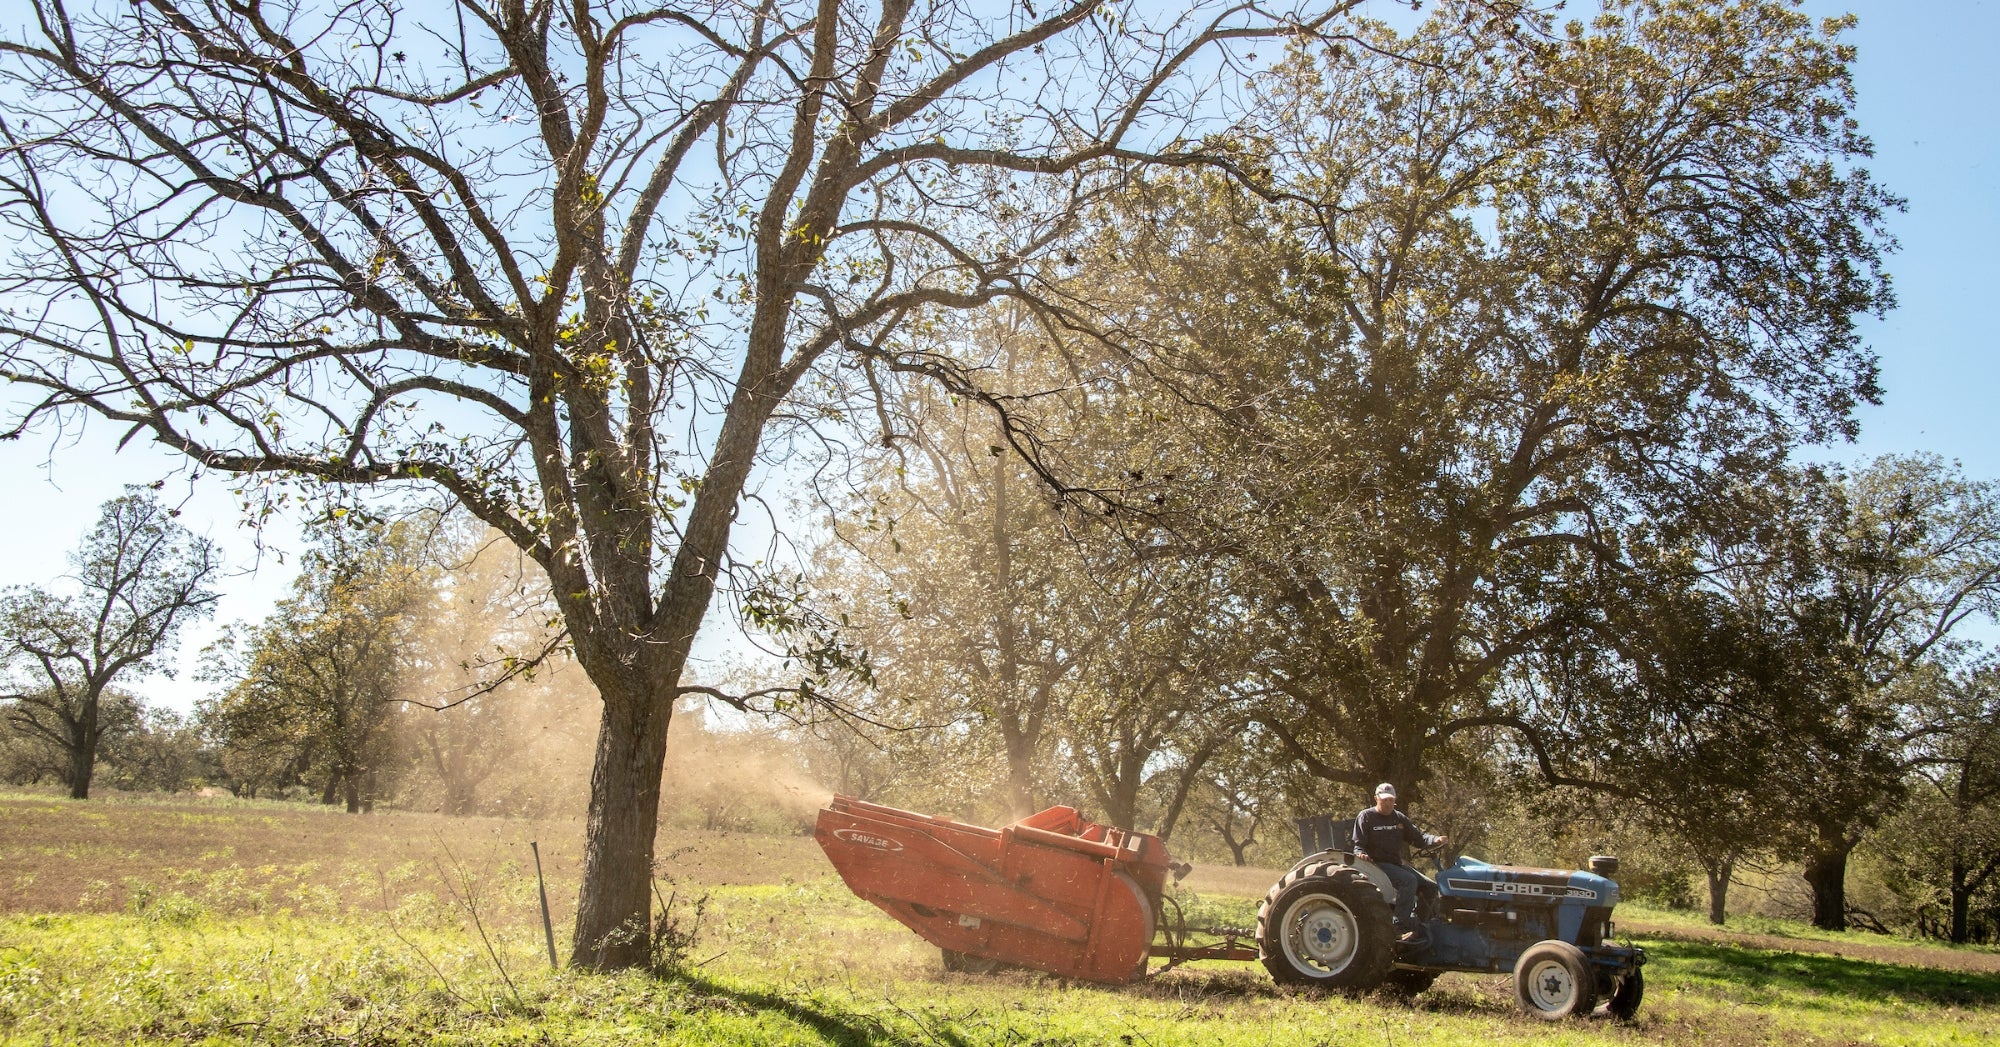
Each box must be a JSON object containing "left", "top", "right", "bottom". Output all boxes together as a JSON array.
[{"left": 648, "top": 875, "right": 713, "bottom": 978}]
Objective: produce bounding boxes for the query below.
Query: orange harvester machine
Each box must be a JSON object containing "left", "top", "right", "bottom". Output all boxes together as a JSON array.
[{"left": 817, "top": 796, "right": 1238, "bottom": 983}]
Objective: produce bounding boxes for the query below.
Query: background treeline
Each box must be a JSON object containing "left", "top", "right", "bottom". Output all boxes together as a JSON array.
[
  {"left": 0, "top": 510, "right": 821, "bottom": 834},
  {"left": 6, "top": 0, "right": 1999, "bottom": 949}
]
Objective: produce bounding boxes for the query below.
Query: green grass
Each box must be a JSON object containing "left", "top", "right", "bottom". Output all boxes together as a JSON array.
[
  {"left": 1646, "top": 938, "right": 2000, "bottom": 1012},
  {"left": 1617, "top": 900, "right": 1999, "bottom": 952},
  {"left": 7, "top": 881, "right": 2000, "bottom": 1045},
  {"left": 7, "top": 794, "right": 2000, "bottom": 1044}
]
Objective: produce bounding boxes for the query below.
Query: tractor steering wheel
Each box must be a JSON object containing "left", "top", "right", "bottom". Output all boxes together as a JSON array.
[{"left": 1413, "top": 839, "right": 1451, "bottom": 875}]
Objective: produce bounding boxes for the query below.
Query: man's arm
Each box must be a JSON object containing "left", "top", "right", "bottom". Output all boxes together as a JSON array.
[{"left": 1404, "top": 814, "right": 1446, "bottom": 851}]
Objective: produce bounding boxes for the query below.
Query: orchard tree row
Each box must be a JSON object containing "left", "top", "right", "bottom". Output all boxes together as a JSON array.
[{"left": 3, "top": 0, "right": 1989, "bottom": 959}]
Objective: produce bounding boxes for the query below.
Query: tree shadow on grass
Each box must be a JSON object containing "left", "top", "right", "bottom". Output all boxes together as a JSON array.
[
  {"left": 668, "top": 971, "right": 978, "bottom": 1047},
  {"left": 1642, "top": 939, "right": 2000, "bottom": 1009}
]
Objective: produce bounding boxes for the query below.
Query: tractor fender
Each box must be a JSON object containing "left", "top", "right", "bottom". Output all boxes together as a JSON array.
[{"left": 1287, "top": 850, "right": 1396, "bottom": 905}]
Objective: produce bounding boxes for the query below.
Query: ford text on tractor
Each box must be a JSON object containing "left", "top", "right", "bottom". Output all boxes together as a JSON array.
[{"left": 817, "top": 796, "right": 1646, "bottom": 1020}]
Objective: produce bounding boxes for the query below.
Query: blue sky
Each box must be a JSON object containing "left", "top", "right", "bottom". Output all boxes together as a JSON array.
[
  {"left": 1807, "top": 0, "right": 2000, "bottom": 475},
  {"left": 0, "top": 0, "right": 1991, "bottom": 711}
]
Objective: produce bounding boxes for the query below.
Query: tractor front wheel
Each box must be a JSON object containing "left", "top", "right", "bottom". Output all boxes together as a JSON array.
[
  {"left": 1513, "top": 940, "right": 1597, "bottom": 1020},
  {"left": 1255, "top": 862, "right": 1394, "bottom": 990}
]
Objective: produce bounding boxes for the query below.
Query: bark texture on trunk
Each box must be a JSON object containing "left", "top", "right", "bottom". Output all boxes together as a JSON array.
[
  {"left": 1001, "top": 724, "right": 1037, "bottom": 819},
  {"left": 1950, "top": 871, "right": 1972, "bottom": 944},
  {"left": 569, "top": 689, "right": 675, "bottom": 968},
  {"left": 1704, "top": 859, "right": 1734, "bottom": 925},
  {"left": 65, "top": 698, "right": 99, "bottom": 800},
  {"left": 1224, "top": 827, "right": 1255, "bottom": 866},
  {"left": 1802, "top": 829, "right": 1852, "bottom": 931},
  {"left": 67, "top": 744, "right": 92, "bottom": 800},
  {"left": 1152, "top": 740, "right": 1220, "bottom": 843},
  {"left": 1099, "top": 739, "right": 1145, "bottom": 831}
]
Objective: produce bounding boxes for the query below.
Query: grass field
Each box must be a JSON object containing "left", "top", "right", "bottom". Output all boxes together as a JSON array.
[{"left": 4, "top": 790, "right": 1998, "bottom": 1045}]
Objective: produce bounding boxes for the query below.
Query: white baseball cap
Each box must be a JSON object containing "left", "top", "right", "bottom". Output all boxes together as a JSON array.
[{"left": 1374, "top": 782, "right": 1397, "bottom": 798}]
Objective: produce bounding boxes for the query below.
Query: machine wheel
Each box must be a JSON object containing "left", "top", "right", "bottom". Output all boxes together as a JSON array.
[
  {"left": 941, "top": 948, "right": 1002, "bottom": 974},
  {"left": 1256, "top": 862, "right": 1394, "bottom": 990},
  {"left": 1606, "top": 968, "right": 1644, "bottom": 1020},
  {"left": 1117, "top": 872, "right": 1158, "bottom": 982},
  {"left": 1513, "top": 940, "right": 1598, "bottom": 1020},
  {"left": 1380, "top": 968, "right": 1440, "bottom": 996}
]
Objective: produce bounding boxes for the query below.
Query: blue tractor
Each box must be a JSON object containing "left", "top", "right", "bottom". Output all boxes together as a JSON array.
[{"left": 1256, "top": 818, "right": 1646, "bottom": 1019}]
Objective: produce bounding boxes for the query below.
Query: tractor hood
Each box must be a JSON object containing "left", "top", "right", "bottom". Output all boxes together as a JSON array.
[{"left": 1439, "top": 857, "right": 1620, "bottom": 908}]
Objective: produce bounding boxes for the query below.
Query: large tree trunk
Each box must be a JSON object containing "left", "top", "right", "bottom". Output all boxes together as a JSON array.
[
  {"left": 427, "top": 732, "right": 482, "bottom": 816},
  {"left": 1704, "top": 857, "right": 1734, "bottom": 925},
  {"left": 990, "top": 449, "right": 1040, "bottom": 822},
  {"left": 1952, "top": 858, "right": 1973, "bottom": 944},
  {"left": 446, "top": 777, "right": 475, "bottom": 817},
  {"left": 1224, "top": 820, "right": 1256, "bottom": 866},
  {"left": 1102, "top": 745, "right": 1145, "bottom": 831},
  {"left": 67, "top": 697, "right": 98, "bottom": 800},
  {"left": 1000, "top": 723, "right": 1037, "bottom": 819},
  {"left": 1802, "top": 825, "right": 1852, "bottom": 931},
  {"left": 66, "top": 739, "right": 93, "bottom": 800},
  {"left": 569, "top": 686, "right": 675, "bottom": 968},
  {"left": 561, "top": 239, "right": 790, "bottom": 969},
  {"left": 1153, "top": 741, "right": 1220, "bottom": 843}
]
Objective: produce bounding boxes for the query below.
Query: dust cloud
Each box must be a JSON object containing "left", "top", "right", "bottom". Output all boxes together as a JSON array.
[{"left": 388, "top": 527, "right": 839, "bottom": 835}]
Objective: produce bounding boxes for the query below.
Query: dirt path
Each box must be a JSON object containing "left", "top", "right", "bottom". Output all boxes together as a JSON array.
[{"left": 1622, "top": 918, "right": 2000, "bottom": 974}]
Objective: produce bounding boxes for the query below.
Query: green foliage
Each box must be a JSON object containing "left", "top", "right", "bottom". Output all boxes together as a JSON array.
[
  {"left": 97, "top": 706, "right": 223, "bottom": 794},
  {"left": 1868, "top": 663, "right": 2000, "bottom": 942},
  {"left": 1060, "top": 0, "right": 1897, "bottom": 805},
  {"left": 201, "top": 517, "right": 442, "bottom": 811},
  {"left": 0, "top": 490, "right": 220, "bottom": 798}
]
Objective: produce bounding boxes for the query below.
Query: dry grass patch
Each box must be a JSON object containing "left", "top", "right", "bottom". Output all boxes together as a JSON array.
[
  {"left": 1175, "top": 862, "right": 1287, "bottom": 898},
  {"left": 0, "top": 789, "right": 824, "bottom": 923}
]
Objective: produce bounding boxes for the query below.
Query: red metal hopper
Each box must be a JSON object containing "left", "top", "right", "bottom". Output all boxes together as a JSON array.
[{"left": 815, "top": 796, "right": 1172, "bottom": 983}]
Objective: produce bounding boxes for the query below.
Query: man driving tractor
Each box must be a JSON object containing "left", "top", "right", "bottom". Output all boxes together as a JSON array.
[{"left": 1353, "top": 782, "right": 1448, "bottom": 940}]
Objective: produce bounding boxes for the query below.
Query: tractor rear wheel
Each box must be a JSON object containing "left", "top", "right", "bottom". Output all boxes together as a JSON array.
[
  {"left": 1256, "top": 863, "right": 1394, "bottom": 990},
  {"left": 1513, "top": 940, "right": 1597, "bottom": 1020}
]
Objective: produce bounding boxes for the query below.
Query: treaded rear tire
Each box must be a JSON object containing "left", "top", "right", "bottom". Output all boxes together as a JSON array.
[{"left": 1255, "top": 862, "right": 1394, "bottom": 990}]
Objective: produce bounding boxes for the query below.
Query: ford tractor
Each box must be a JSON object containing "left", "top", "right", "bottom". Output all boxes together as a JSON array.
[{"left": 1268, "top": 816, "right": 1645, "bottom": 1018}]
